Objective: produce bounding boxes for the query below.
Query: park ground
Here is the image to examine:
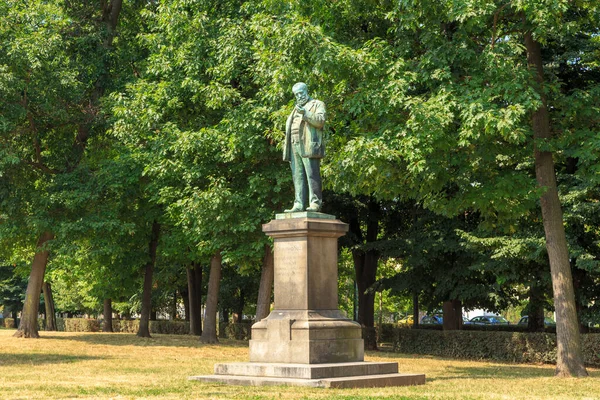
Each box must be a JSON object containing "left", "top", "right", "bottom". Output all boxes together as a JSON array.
[{"left": 1, "top": 329, "right": 599, "bottom": 399}]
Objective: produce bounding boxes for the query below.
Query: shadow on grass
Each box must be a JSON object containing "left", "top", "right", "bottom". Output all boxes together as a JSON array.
[
  {"left": 430, "top": 364, "right": 554, "bottom": 381},
  {"left": 42, "top": 332, "right": 250, "bottom": 349},
  {"left": 369, "top": 350, "right": 558, "bottom": 380},
  {"left": 0, "top": 353, "right": 107, "bottom": 366}
]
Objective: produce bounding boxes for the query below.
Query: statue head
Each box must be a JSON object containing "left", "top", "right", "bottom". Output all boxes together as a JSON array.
[{"left": 292, "top": 82, "right": 310, "bottom": 106}]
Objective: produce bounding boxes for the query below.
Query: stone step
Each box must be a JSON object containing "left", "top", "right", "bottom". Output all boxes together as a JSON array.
[
  {"left": 189, "top": 372, "right": 426, "bottom": 389},
  {"left": 214, "top": 361, "right": 399, "bottom": 379},
  {"left": 323, "top": 373, "right": 426, "bottom": 389}
]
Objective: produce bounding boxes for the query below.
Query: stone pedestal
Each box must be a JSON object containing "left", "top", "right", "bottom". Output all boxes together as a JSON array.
[
  {"left": 189, "top": 212, "right": 426, "bottom": 389},
  {"left": 249, "top": 213, "right": 363, "bottom": 364}
]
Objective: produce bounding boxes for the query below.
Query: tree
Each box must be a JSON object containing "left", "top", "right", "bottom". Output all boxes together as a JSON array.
[
  {"left": 524, "top": 28, "right": 586, "bottom": 377},
  {"left": 255, "top": 244, "right": 274, "bottom": 322},
  {"left": 199, "top": 251, "right": 222, "bottom": 343},
  {"left": 380, "top": 205, "right": 519, "bottom": 322},
  {"left": 103, "top": 298, "right": 113, "bottom": 332},
  {"left": 42, "top": 282, "right": 57, "bottom": 331},
  {"left": 1, "top": 0, "right": 130, "bottom": 338},
  {"left": 137, "top": 220, "right": 161, "bottom": 338},
  {"left": 187, "top": 262, "right": 203, "bottom": 336},
  {"left": 326, "top": 0, "right": 597, "bottom": 376},
  {"left": 14, "top": 232, "right": 53, "bottom": 338}
]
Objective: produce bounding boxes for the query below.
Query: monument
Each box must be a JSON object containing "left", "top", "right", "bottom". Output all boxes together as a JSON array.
[{"left": 189, "top": 83, "right": 425, "bottom": 388}]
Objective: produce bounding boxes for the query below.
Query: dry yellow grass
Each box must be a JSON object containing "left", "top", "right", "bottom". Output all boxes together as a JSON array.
[{"left": 1, "top": 328, "right": 599, "bottom": 399}]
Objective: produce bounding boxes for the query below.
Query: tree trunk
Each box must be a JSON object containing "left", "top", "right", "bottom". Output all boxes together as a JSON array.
[
  {"left": 137, "top": 221, "right": 161, "bottom": 338},
  {"left": 219, "top": 307, "right": 229, "bottom": 338},
  {"left": 103, "top": 298, "right": 113, "bottom": 332},
  {"left": 442, "top": 299, "right": 462, "bottom": 331},
  {"left": 42, "top": 282, "right": 57, "bottom": 331},
  {"left": 14, "top": 232, "right": 54, "bottom": 338},
  {"left": 200, "top": 251, "right": 222, "bottom": 344},
  {"left": 572, "top": 268, "right": 589, "bottom": 333},
  {"left": 524, "top": 31, "right": 588, "bottom": 377},
  {"left": 412, "top": 292, "right": 419, "bottom": 328},
  {"left": 527, "top": 284, "right": 545, "bottom": 332},
  {"left": 234, "top": 288, "right": 245, "bottom": 323},
  {"left": 377, "top": 291, "right": 383, "bottom": 335},
  {"left": 170, "top": 291, "right": 177, "bottom": 320},
  {"left": 351, "top": 200, "right": 380, "bottom": 350},
  {"left": 187, "top": 264, "right": 202, "bottom": 336},
  {"left": 255, "top": 244, "right": 274, "bottom": 322}
]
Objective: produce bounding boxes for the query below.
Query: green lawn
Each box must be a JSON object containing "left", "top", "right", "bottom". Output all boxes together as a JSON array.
[{"left": 1, "top": 329, "right": 598, "bottom": 399}]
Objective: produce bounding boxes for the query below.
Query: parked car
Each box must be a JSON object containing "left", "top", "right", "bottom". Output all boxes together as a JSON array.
[
  {"left": 462, "top": 316, "right": 471, "bottom": 325},
  {"left": 469, "top": 315, "right": 510, "bottom": 325},
  {"left": 517, "top": 316, "right": 556, "bottom": 326},
  {"left": 420, "top": 314, "right": 443, "bottom": 324},
  {"left": 398, "top": 315, "right": 414, "bottom": 326}
]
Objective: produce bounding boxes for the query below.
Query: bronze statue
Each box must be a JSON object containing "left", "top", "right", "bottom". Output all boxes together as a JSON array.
[{"left": 283, "top": 82, "right": 326, "bottom": 212}]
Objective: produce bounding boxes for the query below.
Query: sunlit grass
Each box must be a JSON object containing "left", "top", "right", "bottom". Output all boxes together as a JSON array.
[{"left": 1, "top": 328, "right": 599, "bottom": 399}]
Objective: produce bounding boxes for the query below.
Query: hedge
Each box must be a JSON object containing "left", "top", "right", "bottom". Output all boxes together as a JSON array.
[
  {"left": 390, "top": 328, "right": 600, "bottom": 367},
  {"left": 148, "top": 320, "right": 190, "bottom": 335},
  {"left": 2, "top": 317, "right": 15, "bottom": 328},
  {"left": 50, "top": 318, "right": 191, "bottom": 335},
  {"left": 2, "top": 317, "right": 243, "bottom": 337},
  {"left": 224, "top": 322, "right": 252, "bottom": 340},
  {"left": 64, "top": 318, "right": 101, "bottom": 332}
]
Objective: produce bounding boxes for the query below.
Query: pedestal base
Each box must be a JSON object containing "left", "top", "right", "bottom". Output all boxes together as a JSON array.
[
  {"left": 189, "top": 361, "right": 426, "bottom": 389},
  {"left": 249, "top": 309, "right": 363, "bottom": 364}
]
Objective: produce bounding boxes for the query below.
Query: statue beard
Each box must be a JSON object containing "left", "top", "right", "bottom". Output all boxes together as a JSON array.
[{"left": 296, "top": 96, "right": 309, "bottom": 107}]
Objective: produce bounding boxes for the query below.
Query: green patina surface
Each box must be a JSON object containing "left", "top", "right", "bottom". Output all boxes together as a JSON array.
[{"left": 275, "top": 212, "right": 336, "bottom": 220}]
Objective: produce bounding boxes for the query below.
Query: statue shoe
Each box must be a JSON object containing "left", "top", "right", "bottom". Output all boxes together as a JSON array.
[
  {"left": 284, "top": 204, "right": 305, "bottom": 213},
  {"left": 306, "top": 203, "right": 321, "bottom": 212}
]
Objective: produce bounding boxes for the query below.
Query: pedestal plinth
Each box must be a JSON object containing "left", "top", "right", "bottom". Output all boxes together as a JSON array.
[{"left": 189, "top": 212, "right": 426, "bottom": 388}]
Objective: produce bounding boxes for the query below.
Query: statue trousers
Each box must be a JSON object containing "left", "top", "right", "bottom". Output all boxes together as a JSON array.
[{"left": 290, "top": 140, "right": 322, "bottom": 209}]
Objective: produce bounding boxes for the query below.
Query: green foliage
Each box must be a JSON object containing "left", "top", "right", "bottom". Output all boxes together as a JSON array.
[
  {"left": 379, "top": 205, "right": 519, "bottom": 312},
  {"left": 0, "top": 265, "right": 27, "bottom": 316}
]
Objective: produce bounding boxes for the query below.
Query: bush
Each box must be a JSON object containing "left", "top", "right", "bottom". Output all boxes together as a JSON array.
[
  {"left": 224, "top": 322, "right": 252, "bottom": 340},
  {"left": 378, "top": 323, "right": 397, "bottom": 343},
  {"left": 56, "top": 317, "right": 65, "bottom": 331},
  {"left": 110, "top": 319, "right": 191, "bottom": 334},
  {"left": 150, "top": 320, "right": 189, "bottom": 335},
  {"left": 64, "top": 318, "right": 101, "bottom": 332},
  {"left": 392, "top": 323, "right": 558, "bottom": 333},
  {"left": 412, "top": 323, "right": 443, "bottom": 331},
  {"left": 462, "top": 324, "right": 556, "bottom": 333},
  {"left": 112, "top": 319, "right": 139, "bottom": 333},
  {"left": 390, "top": 328, "right": 600, "bottom": 367}
]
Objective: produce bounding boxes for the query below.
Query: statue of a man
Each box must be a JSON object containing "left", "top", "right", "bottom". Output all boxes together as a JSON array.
[{"left": 283, "top": 82, "right": 326, "bottom": 212}]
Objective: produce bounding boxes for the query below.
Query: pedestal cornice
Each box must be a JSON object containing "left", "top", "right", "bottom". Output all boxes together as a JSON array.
[{"left": 263, "top": 216, "right": 348, "bottom": 239}]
